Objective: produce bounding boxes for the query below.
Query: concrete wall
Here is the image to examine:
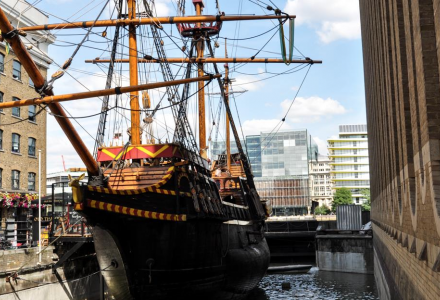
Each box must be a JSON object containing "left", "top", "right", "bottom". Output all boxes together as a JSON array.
[
  {"left": 359, "top": 0, "right": 440, "bottom": 299},
  {"left": 316, "top": 235, "right": 373, "bottom": 274}
]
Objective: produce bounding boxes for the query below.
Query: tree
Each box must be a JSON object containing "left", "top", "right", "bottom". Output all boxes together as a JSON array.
[
  {"left": 361, "top": 188, "right": 371, "bottom": 211},
  {"left": 314, "top": 205, "right": 330, "bottom": 215},
  {"left": 332, "top": 187, "right": 353, "bottom": 212}
]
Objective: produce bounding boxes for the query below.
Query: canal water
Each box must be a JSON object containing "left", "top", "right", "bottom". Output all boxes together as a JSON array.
[{"left": 247, "top": 267, "right": 379, "bottom": 300}]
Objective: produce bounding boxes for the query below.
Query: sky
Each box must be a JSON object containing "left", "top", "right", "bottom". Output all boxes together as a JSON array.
[{"left": 17, "top": 0, "right": 366, "bottom": 173}]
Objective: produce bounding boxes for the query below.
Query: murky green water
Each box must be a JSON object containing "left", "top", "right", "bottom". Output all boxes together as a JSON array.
[{"left": 248, "top": 267, "right": 379, "bottom": 300}]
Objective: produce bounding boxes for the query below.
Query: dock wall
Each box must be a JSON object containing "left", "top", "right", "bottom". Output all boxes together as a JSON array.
[{"left": 316, "top": 232, "right": 373, "bottom": 274}]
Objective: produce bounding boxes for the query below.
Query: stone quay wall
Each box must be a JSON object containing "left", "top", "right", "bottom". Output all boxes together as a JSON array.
[
  {"left": 316, "top": 234, "right": 373, "bottom": 274},
  {"left": 359, "top": 0, "right": 440, "bottom": 299}
]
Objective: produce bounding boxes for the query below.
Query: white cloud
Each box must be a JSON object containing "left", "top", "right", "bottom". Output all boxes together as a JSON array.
[
  {"left": 281, "top": 96, "right": 347, "bottom": 123},
  {"left": 284, "top": 0, "right": 361, "bottom": 43},
  {"left": 241, "top": 119, "right": 291, "bottom": 136},
  {"left": 153, "top": 1, "right": 171, "bottom": 16},
  {"left": 233, "top": 74, "right": 265, "bottom": 91},
  {"left": 313, "top": 137, "right": 328, "bottom": 155}
]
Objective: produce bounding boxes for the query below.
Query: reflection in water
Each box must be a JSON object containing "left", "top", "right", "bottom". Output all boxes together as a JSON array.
[{"left": 250, "top": 268, "right": 378, "bottom": 300}]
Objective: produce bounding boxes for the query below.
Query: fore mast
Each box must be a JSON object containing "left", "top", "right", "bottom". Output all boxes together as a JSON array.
[{"left": 194, "top": 0, "right": 207, "bottom": 159}]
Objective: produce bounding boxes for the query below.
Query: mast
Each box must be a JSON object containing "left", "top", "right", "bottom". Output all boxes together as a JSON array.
[
  {"left": 224, "top": 42, "right": 231, "bottom": 171},
  {"left": 194, "top": 0, "right": 206, "bottom": 158},
  {"left": 128, "top": 0, "right": 141, "bottom": 145}
]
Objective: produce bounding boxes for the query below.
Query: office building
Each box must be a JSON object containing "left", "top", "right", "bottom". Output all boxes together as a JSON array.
[
  {"left": 254, "top": 129, "right": 318, "bottom": 215},
  {"left": 210, "top": 130, "right": 319, "bottom": 215},
  {"left": 327, "top": 125, "right": 370, "bottom": 204}
]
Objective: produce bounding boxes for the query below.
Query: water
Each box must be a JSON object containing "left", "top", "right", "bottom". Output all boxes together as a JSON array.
[{"left": 248, "top": 268, "right": 379, "bottom": 300}]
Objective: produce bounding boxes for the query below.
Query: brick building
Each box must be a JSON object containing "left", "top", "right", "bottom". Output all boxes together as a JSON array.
[
  {"left": 360, "top": 0, "right": 440, "bottom": 299},
  {"left": 0, "top": 0, "right": 54, "bottom": 195}
]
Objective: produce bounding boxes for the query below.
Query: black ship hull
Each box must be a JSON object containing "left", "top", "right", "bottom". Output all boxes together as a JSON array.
[
  {"left": 87, "top": 212, "right": 270, "bottom": 300},
  {"left": 95, "top": 220, "right": 270, "bottom": 299},
  {"left": 77, "top": 168, "right": 270, "bottom": 300}
]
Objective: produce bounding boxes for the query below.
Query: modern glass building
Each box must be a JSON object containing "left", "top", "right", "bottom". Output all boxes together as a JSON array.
[
  {"left": 327, "top": 124, "right": 370, "bottom": 204},
  {"left": 246, "top": 135, "right": 262, "bottom": 177},
  {"left": 254, "top": 130, "right": 318, "bottom": 215},
  {"left": 209, "top": 130, "right": 319, "bottom": 215}
]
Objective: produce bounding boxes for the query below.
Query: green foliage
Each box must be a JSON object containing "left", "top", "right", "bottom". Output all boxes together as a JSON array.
[
  {"left": 361, "top": 189, "right": 371, "bottom": 211},
  {"left": 332, "top": 187, "right": 353, "bottom": 212},
  {"left": 314, "top": 205, "right": 330, "bottom": 215}
]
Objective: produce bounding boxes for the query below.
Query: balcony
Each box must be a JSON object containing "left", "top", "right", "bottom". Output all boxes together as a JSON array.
[{"left": 327, "top": 145, "right": 368, "bottom": 150}]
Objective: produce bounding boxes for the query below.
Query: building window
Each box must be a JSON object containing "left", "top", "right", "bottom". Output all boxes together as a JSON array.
[
  {"left": 354, "top": 157, "right": 357, "bottom": 162},
  {"left": 12, "top": 133, "right": 20, "bottom": 153},
  {"left": 353, "top": 141, "right": 357, "bottom": 147},
  {"left": 12, "top": 60, "right": 21, "bottom": 80},
  {"left": 28, "top": 105, "right": 36, "bottom": 122},
  {"left": 0, "top": 168, "right": 2, "bottom": 188},
  {"left": 12, "top": 97, "right": 20, "bottom": 117},
  {"left": 28, "top": 137, "right": 36, "bottom": 156},
  {"left": 0, "top": 129, "right": 2, "bottom": 150},
  {"left": 29, "top": 77, "right": 34, "bottom": 87},
  {"left": 356, "top": 197, "right": 360, "bottom": 204},
  {"left": 0, "top": 91, "right": 3, "bottom": 112},
  {"left": 0, "top": 53, "right": 4, "bottom": 73},
  {"left": 11, "top": 170, "right": 20, "bottom": 190},
  {"left": 28, "top": 172, "right": 36, "bottom": 191}
]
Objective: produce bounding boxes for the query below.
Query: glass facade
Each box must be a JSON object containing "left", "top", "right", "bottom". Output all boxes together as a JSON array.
[
  {"left": 210, "top": 140, "right": 241, "bottom": 159},
  {"left": 246, "top": 135, "right": 262, "bottom": 177},
  {"left": 255, "top": 176, "right": 310, "bottom": 215},
  {"left": 209, "top": 130, "right": 319, "bottom": 215},
  {"left": 259, "top": 130, "right": 318, "bottom": 177}
]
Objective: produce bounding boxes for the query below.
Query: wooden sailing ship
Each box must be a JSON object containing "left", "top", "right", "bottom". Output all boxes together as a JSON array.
[{"left": 0, "top": 1, "right": 320, "bottom": 299}]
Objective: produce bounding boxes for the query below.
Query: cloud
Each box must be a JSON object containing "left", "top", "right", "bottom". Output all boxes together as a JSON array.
[
  {"left": 284, "top": 0, "right": 361, "bottom": 43},
  {"left": 153, "top": 1, "right": 171, "bottom": 16},
  {"left": 313, "top": 137, "right": 328, "bottom": 155},
  {"left": 241, "top": 119, "right": 291, "bottom": 136},
  {"left": 233, "top": 74, "right": 265, "bottom": 91},
  {"left": 281, "top": 96, "right": 347, "bottom": 123}
]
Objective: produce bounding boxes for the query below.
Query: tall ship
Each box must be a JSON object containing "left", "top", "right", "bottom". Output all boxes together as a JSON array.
[{"left": 0, "top": 1, "right": 320, "bottom": 299}]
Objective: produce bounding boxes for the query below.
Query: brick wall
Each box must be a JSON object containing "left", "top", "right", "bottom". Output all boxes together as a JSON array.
[
  {"left": 359, "top": 0, "right": 440, "bottom": 299},
  {"left": 0, "top": 46, "right": 47, "bottom": 194}
]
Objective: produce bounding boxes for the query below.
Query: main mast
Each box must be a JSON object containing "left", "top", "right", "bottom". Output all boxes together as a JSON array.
[
  {"left": 128, "top": 0, "right": 141, "bottom": 145},
  {"left": 224, "top": 42, "right": 231, "bottom": 171},
  {"left": 194, "top": 0, "right": 206, "bottom": 158}
]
